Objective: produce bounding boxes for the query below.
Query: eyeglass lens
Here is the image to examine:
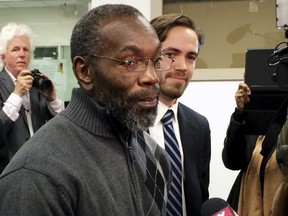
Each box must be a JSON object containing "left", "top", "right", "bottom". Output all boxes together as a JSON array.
[
  {"left": 155, "top": 56, "right": 173, "bottom": 71},
  {"left": 126, "top": 56, "right": 173, "bottom": 72}
]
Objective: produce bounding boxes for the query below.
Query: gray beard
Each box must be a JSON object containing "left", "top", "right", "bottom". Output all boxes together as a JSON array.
[
  {"left": 99, "top": 88, "right": 159, "bottom": 131},
  {"left": 110, "top": 104, "right": 157, "bottom": 131},
  {"left": 107, "top": 101, "right": 157, "bottom": 131}
]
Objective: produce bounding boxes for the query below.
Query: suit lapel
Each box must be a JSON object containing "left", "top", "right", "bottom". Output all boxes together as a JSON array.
[
  {"left": 177, "top": 104, "right": 187, "bottom": 148},
  {"left": 0, "top": 69, "right": 15, "bottom": 93},
  {"left": 0, "top": 69, "right": 29, "bottom": 127}
]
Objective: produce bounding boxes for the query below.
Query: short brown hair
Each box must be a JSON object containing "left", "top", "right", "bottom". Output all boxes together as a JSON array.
[{"left": 150, "top": 14, "right": 204, "bottom": 48}]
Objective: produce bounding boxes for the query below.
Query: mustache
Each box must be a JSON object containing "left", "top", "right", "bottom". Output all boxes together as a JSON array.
[{"left": 127, "top": 85, "right": 159, "bottom": 102}]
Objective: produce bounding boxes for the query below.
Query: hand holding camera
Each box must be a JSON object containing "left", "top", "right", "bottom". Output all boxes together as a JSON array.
[
  {"left": 14, "top": 70, "right": 33, "bottom": 96},
  {"left": 14, "top": 69, "right": 55, "bottom": 100},
  {"left": 30, "top": 69, "right": 56, "bottom": 102},
  {"left": 30, "top": 69, "right": 52, "bottom": 91}
]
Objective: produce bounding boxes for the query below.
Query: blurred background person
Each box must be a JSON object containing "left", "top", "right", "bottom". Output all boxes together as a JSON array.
[
  {"left": 149, "top": 14, "right": 211, "bottom": 216},
  {"left": 271, "top": 103, "right": 288, "bottom": 216},
  {"left": 222, "top": 82, "right": 286, "bottom": 216},
  {"left": 0, "top": 22, "right": 64, "bottom": 168}
]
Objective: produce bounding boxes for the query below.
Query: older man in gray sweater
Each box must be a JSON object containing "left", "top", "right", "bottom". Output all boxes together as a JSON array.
[{"left": 0, "top": 4, "right": 172, "bottom": 216}]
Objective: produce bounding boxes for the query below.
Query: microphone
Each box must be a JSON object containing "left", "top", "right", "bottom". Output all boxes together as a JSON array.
[{"left": 201, "top": 197, "right": 239, "bottom": 216}]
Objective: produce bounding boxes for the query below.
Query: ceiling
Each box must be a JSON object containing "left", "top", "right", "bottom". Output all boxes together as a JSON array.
[
  {"left": 0, "top": 0, "right": 89, "bottom": 8},
  {"left": 0, "top": 0, "right": 249, "bottom": 8}
]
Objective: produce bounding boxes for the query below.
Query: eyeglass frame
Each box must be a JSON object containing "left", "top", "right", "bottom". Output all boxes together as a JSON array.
[{"left": 83, "top": 53, "right": 174, "bottom": 72}]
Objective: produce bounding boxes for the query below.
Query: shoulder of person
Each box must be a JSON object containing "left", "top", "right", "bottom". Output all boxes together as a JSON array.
[{"left": 178, "top": 102, "right": 209, "bottom": 124}]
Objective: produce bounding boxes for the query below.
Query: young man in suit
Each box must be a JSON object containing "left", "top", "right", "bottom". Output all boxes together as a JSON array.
[
  {"left": 0, "top": 23, "right": 64, "bottom": 166},
  {"left": 149, "top": 14, "right": 211, "bottom": 216}
]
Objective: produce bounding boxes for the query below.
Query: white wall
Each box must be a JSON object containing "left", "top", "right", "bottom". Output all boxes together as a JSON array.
[
  {"left": 0, "top": 7, "right": 78, "bottom": 46},
  {"left": 179, "top": 80, "right": 242, "bottom": 199}
]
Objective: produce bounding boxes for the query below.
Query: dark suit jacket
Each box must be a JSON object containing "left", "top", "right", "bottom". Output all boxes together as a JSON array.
[
  {"left": 178, "top": 102, "right": 211, "bottom": 216},
  {"left": 0, "top": 69, "right": 53, "bottom": 162},
  {"left": 0, "top": 120, "right": 9, "bottom": 174}
]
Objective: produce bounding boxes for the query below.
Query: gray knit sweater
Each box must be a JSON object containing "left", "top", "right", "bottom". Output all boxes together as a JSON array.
[{"left": 0, "top": 88, "right": 171, "bottom": 216}]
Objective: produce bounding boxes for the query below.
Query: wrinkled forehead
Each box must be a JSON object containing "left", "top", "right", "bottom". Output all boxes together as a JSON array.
[{"left": 99, "top": 16, "right": 161, "bottom": 56}]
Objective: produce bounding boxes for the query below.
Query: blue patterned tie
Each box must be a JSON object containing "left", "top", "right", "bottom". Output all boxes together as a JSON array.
[{"left": 161, "top": 110, "right": 182, "bottom": 216}]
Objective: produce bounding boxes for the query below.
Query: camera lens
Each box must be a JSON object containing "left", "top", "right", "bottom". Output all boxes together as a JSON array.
[{"left": 31, "top": 69, "right": 52, "bottom": 91}]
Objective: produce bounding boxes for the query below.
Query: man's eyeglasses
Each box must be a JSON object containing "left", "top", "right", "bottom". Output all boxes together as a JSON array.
[{"left": 84, "top": 54, "right": 174, "bottom": 72}]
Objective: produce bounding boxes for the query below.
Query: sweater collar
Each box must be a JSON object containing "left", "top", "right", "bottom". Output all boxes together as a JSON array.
[{"left": 62, "top": 88, "right": 130, "bottom": 138}]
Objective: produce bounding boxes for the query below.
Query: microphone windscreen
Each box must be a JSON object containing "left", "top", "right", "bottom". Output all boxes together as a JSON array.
[{"left": 201, "top": 197, "right": 238, "bottom": 216}]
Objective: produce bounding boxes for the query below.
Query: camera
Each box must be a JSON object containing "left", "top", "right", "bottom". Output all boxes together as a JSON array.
[{"left": 30, "top": 69, "right": 52, "bottom": 91}]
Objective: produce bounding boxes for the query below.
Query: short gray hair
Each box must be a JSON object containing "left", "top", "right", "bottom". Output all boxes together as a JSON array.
[{"left": 70, "top": 4, "right": 144, "bottom": 61}]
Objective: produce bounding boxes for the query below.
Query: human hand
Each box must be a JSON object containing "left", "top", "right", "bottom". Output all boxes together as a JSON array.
[
  {"left": 13, "top": 70, "right": 33, "bottom": 97},
  {"left": 234, "top": 82, "right": 251, "bottom": 111},
  {"left": 38, "top": 73, "right": 56, "bottom": 102}
]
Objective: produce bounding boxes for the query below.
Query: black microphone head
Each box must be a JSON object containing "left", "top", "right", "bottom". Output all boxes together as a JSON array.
[{"left": 201, "top": 197, "right": 237, "bottom": 216}]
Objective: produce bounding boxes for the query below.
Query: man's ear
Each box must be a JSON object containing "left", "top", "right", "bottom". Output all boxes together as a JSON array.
[
  {"left": 72, "top": 56, "right": 93, "bottom": 91},
  {"left": 0, "top": 54, "right": 5, "bottom": 62}
]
